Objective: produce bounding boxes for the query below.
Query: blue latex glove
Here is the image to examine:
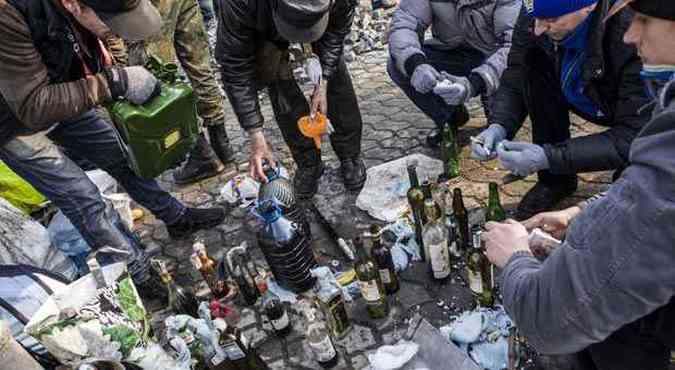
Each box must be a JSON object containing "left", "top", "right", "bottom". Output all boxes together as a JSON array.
[
  {"left": 304, "top": 56, "right": 322, "bottom": 86},
  {"left": 496, "top": 141, "right": 549, "bottom": 177},
  {"left": 432, "top": 72, "right": 474, "bottom": 106},
  {"left": 410, "top": 64, "right": 441, "bottom": 94},
  {"left": 471, "top": 124, "right": 507, "bottom": 161}
]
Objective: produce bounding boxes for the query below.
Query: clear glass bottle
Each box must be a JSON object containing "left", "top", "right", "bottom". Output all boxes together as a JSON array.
[
  {"left": 466, "top": 231, "right": 495, "bottom": 308},
  {"left": 423, "top": 200, "right": 451, "bottom": 280},
  {"left": 406, "top": 165, "right": 426, "bottom": 260},
  {"left": 305, "top": 308, "right": 339, "bottom": 369}
]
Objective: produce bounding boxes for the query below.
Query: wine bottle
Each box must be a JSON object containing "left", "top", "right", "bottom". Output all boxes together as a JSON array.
[
  {"left": 486, "top": 182, "right": 507, "bottom": 222},
  {"left": 193, "top": 242, "right": 227, "bottom": 299},
  {"left": 354, "top": 237, "right": 388, "bottom": 319},
  {"left": 441, "top": 123, "right": 460, "bottom": 180},
  {"left": 406, "top": 165, "right": 426, "bottom": 260},
  {"left": 212, "top": 319, "right": 269, "bottom": 370},
  {"left": 369, "top": 225, "right": 400, "bottom": 295},
  {"left": 305, "top": 308, "right": 339, "bottom": 369},
  {"left": 259, "top": 280, "right": 291, "bottom": 336},
  {"left": 452, "top": 188, "right": 470, "bottom": 252},
  {"left": 423, "top": 200, "right": 451, "bottom": 280},
  {"left": 466, "top": 229, "right": 495, "bottom": 307}
]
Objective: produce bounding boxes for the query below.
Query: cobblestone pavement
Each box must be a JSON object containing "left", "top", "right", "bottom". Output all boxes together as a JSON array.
[{"left": 138, "top": 49, "right": 615, "bottom": 369}]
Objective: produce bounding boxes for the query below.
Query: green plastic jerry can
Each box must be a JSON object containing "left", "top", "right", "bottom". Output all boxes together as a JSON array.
[{"left": 107, "top": 64, "right": 199, "bottom": 179}]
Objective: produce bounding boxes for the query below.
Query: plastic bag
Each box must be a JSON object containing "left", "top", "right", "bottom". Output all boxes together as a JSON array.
[
  {"left": 0, "top": 161, "right": 47, "bottom": 214},
  {"left": 0, "top": 197, "right": 77, "bottom": 280}
]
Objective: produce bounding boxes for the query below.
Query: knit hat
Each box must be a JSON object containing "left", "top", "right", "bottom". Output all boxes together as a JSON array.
[
  {"left": 530, "top": 0, "right": 598, "bottom": 18},
  {"left": 607, "top": 0, "right": 675, "bottom": 22}
]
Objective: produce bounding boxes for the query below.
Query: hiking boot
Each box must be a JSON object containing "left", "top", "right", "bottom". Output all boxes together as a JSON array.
[
  {"left": 207, "top": 124, "right": 235, "bottom": 165},
  {"left": 174, "top": 133, "right": 224, "bottom": 185},
  {"left": 341, "top": 157, "right": 367, "bottom": 191},
  {"left": 167, "top": 206, "right": 226, "bottom": 239},
  {"left": 426, "top": 104, "right": 470, "bottom": 148},
  {"left": 293, "top": 162, "right": 325, "bottom": 199},
  {"left": 515, "top": 179, "right": 578, "bottom": 221}
]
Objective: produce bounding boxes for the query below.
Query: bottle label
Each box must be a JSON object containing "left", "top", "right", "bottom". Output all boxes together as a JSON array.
[
  {"left": 468, "top": 269, "right": 483, "bottom": 294},
  {"left": 222, "top": 341, "right": 246, "bottom": 361},
  {"left": 271, "top": 310, "right": 290, "bottom": 331},
  {"left": 378, "top": 269, "right": 391, "bottom": 284},
  {"left": 429, "top": 241, "right": 451, "bottom": 279},
  {"left": 309, "top": 336, "right": 337, "bottom": 363},
  {"left": 359, "top": 280, "right": 381, "bottom": 303},
  {"left": 190, "top": 255, "right": 202, "bottom": 269},
  {"left": 211, "top": 351, "right": 226, "bottom": 366}
]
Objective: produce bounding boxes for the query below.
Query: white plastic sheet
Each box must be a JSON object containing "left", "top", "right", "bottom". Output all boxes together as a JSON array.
[{"left": 356, "top": 154, "right": 443, "bottom": 222}]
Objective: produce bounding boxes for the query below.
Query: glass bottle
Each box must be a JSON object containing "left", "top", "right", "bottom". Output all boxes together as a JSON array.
[
  {"left": 212, "top": 319, "right": 269, "bottom": 370},
  {"left": 354, "top": 237, "right": 388, "bottom": 319},
  {"left": 447, "top": 215, "right": 462, "bottom": 259},
  {"left": 406, "top": 165, "right": 426, "bottom": 260},
  {"left": 305, "top": 308, "right": 339, "bottom": 369},
  {"left": 423, "top": 200, "right": 451, "bottom": 280},
  {"left": 486, "top": 182, "right": 507, "bottom": 222},
  {"left": 452, "top": 188, "right": 470, "bottom": 252},
  {"left": 193, "top": 242, "right": 227, "bottom": 299},
  {"left": 153, "top": 260, "right": 200, "bottom": 317},
  {"left": 441, "top": 123, "right": 460, "bottom": 180},
  {"left": 231, "top": 255, "right": 259, "bottom": 306},
  {"left": 466, "top": 231, "right": 495, "bottom": 308},
  {"left": 369, "top": 225, "right": 400, "bottom": 295},
  {"left": 313, "top": 271, "right": 352, "bottom": 339},
  {"left": 259, "top": 280, "right": 291, "bottom": 336},
  {"left": 421, "top": 181, "right": 442, "bottom": 221}
]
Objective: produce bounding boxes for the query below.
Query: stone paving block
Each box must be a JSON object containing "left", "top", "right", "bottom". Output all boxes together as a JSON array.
[
  {"left": 243, "top": 326, "right": 269, "bottom": 349},
  {"left": 350, "top": 354, "right": 370, "bottom": 369},
  {"left": 237, "top": 308, "right": 258, "bottom": 329},
  {"left": 335, "top": 324, "right": 377, "bottom": 355}
]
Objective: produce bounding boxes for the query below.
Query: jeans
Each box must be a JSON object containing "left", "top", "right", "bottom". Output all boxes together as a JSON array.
[
  {"left": 0, "top": 110, "right": 185, "bottom": 281},
  {"left": 268, "top": 57, "right": 363, "bottom": 165},
  {"left": 388, "top": 45, "right": 495, "bottom": 130}
]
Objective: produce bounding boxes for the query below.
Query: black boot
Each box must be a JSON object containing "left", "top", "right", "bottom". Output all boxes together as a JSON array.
[
  {"left": 167, "top": 206, "right": 227, "bottom": 239},
  {"left": 341, "top": 157, "right": 367, "bottom": 191},
  {"left": 426, "top": 104, "right": 470, "bottom": 148},
  {"left": 174, "top": 133, "right": 224, "bottom": 185},
  {"left": 293, "top": 162, "right": 325, "bottom": 199},
  {"left": 515, "top": 178, "right": 578, "bottom": 221},
  {"left": 207, "top": 124, "right": 235, "bottom": 165}
]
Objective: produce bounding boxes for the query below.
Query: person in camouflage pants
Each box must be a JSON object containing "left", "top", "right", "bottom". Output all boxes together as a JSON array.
[{"left": 126, "top": 0, "right": 235, "bottom": 184}]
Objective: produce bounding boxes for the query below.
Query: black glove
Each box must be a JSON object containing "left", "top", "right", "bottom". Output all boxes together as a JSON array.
[
  {"left": 104, "top": 66, "right": 161, "bottom": 105},
  {"left": 207, "top": 124, "right": 235, "bottom": 164}
]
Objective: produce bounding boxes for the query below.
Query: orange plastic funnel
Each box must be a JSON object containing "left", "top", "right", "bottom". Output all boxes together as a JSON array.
[{"left": 298, "top": 113, "right": 328, "bottom": 150}]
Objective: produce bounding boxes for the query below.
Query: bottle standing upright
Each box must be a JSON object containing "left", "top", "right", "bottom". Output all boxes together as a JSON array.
[
  {"left": 423, "top": 199, "right": 451, "bottom": 280},
  {"left": 486, "top": 182, "right": 507, "bottom": 222},
  {"left": 354, "top": 237, "right": 389, "bottom": 319},
  {"left": 212, "top": 319, "right": 270, "bottom": 370},
  {"left": 305, "top": 308, "right": 339, "bottom": 369},
  {"left": 259, "top": 280, "right": 292, "bottom": 336},
  {"left": 192, "top": 242, "right": 227, "bottom": 299},
  {"left": 406, "top": 165, "right": 426, "bottom": 261},
  {"left": 441, "top": 123, "right": 460, "bottom": 180},
  {"left": 466, "top": 230, "right": 495, "bottom": 308},
  {"left": 153, "top": 260, "right": 200, "bottom": 317},
  {"left": 452, "top": 188, "right": 470, "bottom": 252},
  {"left": 369, "top": 225, "right": 400, "bottom": 295}
]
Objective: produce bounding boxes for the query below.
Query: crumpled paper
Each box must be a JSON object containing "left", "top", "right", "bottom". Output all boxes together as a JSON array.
[
  {"left": 220, "top": 168, "right": 290, "bottom": 207},
  {"left": 356, "top": 154, "right": 443, "bottom": 222},
  {"left": 368, "top": 340, "right": 419, "bottom": 370},
  {"left": 439, "top": 306, "right": 514, "bottom": 370}
]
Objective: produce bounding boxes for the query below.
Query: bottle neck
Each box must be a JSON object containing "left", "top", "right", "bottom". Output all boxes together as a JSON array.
[
  {"left": 424, "top": 200, "right": 438, "bottom": 223},
  {"left": 354, "top": 239, "right": 368, "bottom": 261},
  {"left": 407, "top": 166, "right": 420, "bottom": 188},
  {"left": 488, "top": 183, "right": 501, "bottom": 208},
  {"left": 453, "top": 190, "right": 464, "bottom": 210}
]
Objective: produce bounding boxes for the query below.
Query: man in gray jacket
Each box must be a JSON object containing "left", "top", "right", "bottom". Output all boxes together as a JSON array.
[
  {"left": 482, "top": 1, "right": 675, "bottom": 368},
  {"left": 387, "top": 0, "right": 521, "bottom": 147}
]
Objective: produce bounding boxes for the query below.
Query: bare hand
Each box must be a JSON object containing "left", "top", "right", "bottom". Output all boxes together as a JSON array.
[
  {"left": 521, "top": 206, "right": 581, "bottom": 240},
  {"left": 311, "top": 81, "right": 328, "bottom": 117},
  {"left": 248, "top": 131, "right": 275, "bottom": 183},
  {"left": 61, "top": 0, "right": 112, "bottom": 38},
  {"left": 482, "top": 220, "right": 531, "bottom": 268}
]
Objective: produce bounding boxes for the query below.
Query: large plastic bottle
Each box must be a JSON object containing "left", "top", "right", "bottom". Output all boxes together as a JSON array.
[{"left": 256, "top": 200, "right": 317, "bottom": 293}]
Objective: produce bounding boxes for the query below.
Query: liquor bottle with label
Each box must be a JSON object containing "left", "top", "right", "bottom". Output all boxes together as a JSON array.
[
  {"left": 313, "top": 269, "right": 352, "bottom": 339},
  {"left": 193, "top": 242, "right": 228, "bottom": 299},
  {"left": 369, "top": 225, "right": 400, "bottom": 295},
  {"left": 441, "top": 123, "right": 460, "bottom": 180},
  {"left": 212, "top": 319, "right": 269, "bottom": 370},
  {"left": 354, "top": 237, "right": 389, "bottom": 319},
  {"left": 423, "top": 199, "right": 451, "bottom": 280},
  {"left": 152, "top": 260, "right": 200, "bottom": 317},
  {"left": 305, "top": 308, "right": 339, "bottom": 369},
  {"left": 486, "top": 182, "right": 507, "bottom": 222},
  {"left": 259, "top": 280, "right": 291, "bottom": 336},
  {"left": 406, "top": 165, "right": 426, "bottom": 261},
  {"left": 452, "top": 188, "right": 470, "bottom": 252},
  {"left": 466, "top": 230, "right": 495, "bottom": 308}
]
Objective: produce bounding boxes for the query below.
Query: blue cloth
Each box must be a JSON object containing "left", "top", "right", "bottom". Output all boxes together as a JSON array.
[
  {"left": 641, "top": 65, "right": 675, "bottom": 99},
  {"left": 531, "top": 0, "right": 597, "bottom": 18},
  {"left": 560, "top": 17, "right": 603, "bottom": 118},
  {"left": 0, "top": 110, "right": 186, "bottom": 281}
]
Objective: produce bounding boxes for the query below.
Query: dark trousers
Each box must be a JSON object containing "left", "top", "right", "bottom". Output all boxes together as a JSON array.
[
  {"left": 0, "top": 110, "right": 185, "bottom": 281},
  {"left": 268, "top": 57, "right": 363, "bottom": 166},
  {"left": 387, "top": 45, "right": 495, "bottom": 130}
]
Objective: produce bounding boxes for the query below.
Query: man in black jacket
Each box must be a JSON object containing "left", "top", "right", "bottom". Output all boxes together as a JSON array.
[
  {"left": 470, "top": 0, "right": 650, "bottom": 219},
  {"left": 216, "top": 0, "right": 366, "bottom": 199}
]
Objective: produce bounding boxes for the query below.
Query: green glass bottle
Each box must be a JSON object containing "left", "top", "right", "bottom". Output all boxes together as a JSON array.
[
  {"left": 452, "top": 188, "right": 470, "bottom": 252},
  {"left": 369, "top": 225, "right": 400, "bottom": 295},
  {"left": 486, "top": 182, "right": 507, "bottom": 222},
  {"left": 406, "top": 165, "right": 426, "bottom": 260},
  {"left": 441, "top": 124, "right": 460, "bottom": 180},
  {"left": 466, "top": 230, "right": 495, "bottom": 308},
  {"left": 354, "top": 237, "right": 388, "bottom": 319}
]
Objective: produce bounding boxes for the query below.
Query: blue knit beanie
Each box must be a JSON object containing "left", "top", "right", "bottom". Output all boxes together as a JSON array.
[{"left": 530, "top": 0, "right": 598, "bottom": 18}]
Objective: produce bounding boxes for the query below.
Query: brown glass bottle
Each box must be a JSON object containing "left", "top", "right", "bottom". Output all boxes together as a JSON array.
[
  {"left": 452, "top": 188, "right": 470, "bottom": 252},
  {"left": 211, "top": 319, "right": 270, "bottom": 370},
  {"left": 369, "top": 225, "right": 400, "bottom": 294},
  {"left": 354, "top": 237, "right": 388, "bottom": 319},
  {"left": 193, "top": 242, "right": 227, "bottom": 299}
]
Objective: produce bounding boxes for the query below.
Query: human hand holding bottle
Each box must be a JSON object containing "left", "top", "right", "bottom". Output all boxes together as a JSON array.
[{"left": 248, "top": 130, "right": 276, "bottom": 183}]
